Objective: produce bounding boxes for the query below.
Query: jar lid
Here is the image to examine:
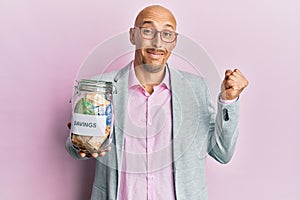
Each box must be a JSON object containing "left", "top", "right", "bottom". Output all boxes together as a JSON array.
[{"left": 76, "top": 79, "right": 114, "bottom": 93}]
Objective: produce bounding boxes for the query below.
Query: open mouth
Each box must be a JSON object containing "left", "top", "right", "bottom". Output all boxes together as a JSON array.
[{"left": 146, "top": 48, "right": 165, "bottom": 59}]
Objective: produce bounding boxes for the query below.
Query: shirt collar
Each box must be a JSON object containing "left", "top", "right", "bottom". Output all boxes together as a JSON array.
[{"left": 128, "top": 61, "right": 171, "bottom": 89}]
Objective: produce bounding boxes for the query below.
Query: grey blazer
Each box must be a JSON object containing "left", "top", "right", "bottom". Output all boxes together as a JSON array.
[{"left": 66, "top": 63, "right": 240, "bottom": 200}]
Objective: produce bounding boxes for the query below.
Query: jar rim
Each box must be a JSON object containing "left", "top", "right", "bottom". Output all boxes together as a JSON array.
[
  {"left": 77, "top": 79, "right": 112, "bottom": 85},
  {"left": 76, "top": 79, "right": 114, "bottom": 93}
]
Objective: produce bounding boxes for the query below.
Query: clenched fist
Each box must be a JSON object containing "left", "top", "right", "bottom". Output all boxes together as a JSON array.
[{"left": 221, "top": 69, "right": 248, "bottom": 100}]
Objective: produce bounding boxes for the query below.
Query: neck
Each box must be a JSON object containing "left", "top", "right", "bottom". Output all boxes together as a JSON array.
[{"left": 133, "top": 60, "right": 166, "bottom": 94}]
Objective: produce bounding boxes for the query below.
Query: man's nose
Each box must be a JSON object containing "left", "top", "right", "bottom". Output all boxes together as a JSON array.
[{"left": 152, "top": 32, "right": 162, "bottom": 48}]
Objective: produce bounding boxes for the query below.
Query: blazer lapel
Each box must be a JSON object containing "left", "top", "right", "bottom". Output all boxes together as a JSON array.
[
  {"left": 169, "top": 67, "right": 201, "bottom": 167},
  {"left": 169, "top": 67, "right": 186, "bottom": 167}
]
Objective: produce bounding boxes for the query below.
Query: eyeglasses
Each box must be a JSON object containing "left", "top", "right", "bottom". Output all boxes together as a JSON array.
[{"left": 135, "top": 27, "right": 178, "bottom": 43}]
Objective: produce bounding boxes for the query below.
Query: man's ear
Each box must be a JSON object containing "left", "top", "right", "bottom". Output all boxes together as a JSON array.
[{"left": 129, "top": 28, "right": 136, "bottom": 45}]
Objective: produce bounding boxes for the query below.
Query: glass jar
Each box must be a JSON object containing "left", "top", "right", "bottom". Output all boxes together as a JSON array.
[{"left": 70, "top": 79, "right": 115, "bottom": 154}]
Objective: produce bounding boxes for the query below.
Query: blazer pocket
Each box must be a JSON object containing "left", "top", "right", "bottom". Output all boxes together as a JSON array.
[{"left": 91, "top": 184, "right": 108, "bottom": 200}]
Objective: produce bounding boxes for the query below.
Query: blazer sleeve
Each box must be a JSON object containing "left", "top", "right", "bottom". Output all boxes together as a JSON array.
[{"left": 206, "top": 88, "right": 240, "bottom": 164}]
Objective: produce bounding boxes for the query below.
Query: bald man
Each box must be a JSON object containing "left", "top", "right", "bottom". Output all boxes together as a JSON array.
[{"left": 66, "top": 5, "right": 248, "bottom": 200}]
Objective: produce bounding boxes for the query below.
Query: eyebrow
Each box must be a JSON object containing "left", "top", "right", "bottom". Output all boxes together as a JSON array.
[
  {"left": 141, "top": 21, "right": 175, "bottom": 30},
  {"left": 141, "top": 21, "right": 154, "bottom": 26}
]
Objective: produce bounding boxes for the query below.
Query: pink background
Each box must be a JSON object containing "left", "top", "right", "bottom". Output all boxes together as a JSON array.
[{"left": 1, "top": 0, "right": 299, "bottom": 199}]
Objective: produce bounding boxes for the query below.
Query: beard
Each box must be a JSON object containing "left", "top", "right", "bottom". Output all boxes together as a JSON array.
[{"left": 140, "top": 62, "right": 165, "bottom": 73}]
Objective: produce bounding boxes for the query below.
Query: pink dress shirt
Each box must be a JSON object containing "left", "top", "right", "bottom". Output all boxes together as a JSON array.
[{"left": 118, "top": 64, "right": 176, "bottom": 200}]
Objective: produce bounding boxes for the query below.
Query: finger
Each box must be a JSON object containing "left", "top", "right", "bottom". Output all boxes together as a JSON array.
[
  {"left": 226, "top": 74, "right": 238, "bottom": 81},
  {"left": 79, "top": 152, "right": 86, "bottom": 158},
  {"left": 225, "top": 79, "right": 243, "bottom": 90},
  {"left": 225, "top": 69, "right": 233, "bottom": 74},
  {"left": 91, "top": 152, "right": 99, "bottom": 158},
  {"left": 229, "top": 72, "right": 246, "bottom": 85},
  {"left": 224, "top": 79, "right": 236, "bottom": 89},
  {"left": 222, "top": 78, "right": 229, "bottom": 90},
  {"left": 233, "top": 68, "right": 242, "bottom": 75},
  {"left": 99, "top": 151, "right": 106, "bottom": 157},
  {"left": 233, "top": 69, "right": 247, "bottom": 82},
  {"left": 232, "top": 70, "right": 244, "bottom": 79},
  {"left": 225, "top": 79, "right": 235, "bottom": 87},
  {"left": 80, "top": 150, "right": 92, "bottom": 158},
  {"left": 225, "top": 69, "right": 233, "bottom": 79}
]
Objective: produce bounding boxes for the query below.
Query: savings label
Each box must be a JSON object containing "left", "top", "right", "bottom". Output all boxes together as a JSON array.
[{"left": 71, "top": 113, "right": 106, "bottom": 136}]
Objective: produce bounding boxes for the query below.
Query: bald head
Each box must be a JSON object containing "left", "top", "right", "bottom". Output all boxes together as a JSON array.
[
  {"left": 130, "top": 5, "right": 177, "bottom": 72},
  {"left": 134, "top": 5, "right": 177, "bottom": 30}
]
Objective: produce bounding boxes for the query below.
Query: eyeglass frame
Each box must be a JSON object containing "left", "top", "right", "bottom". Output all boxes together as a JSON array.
[{"left": 134, "top": 26, "right": 178, "bottom": 43}]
